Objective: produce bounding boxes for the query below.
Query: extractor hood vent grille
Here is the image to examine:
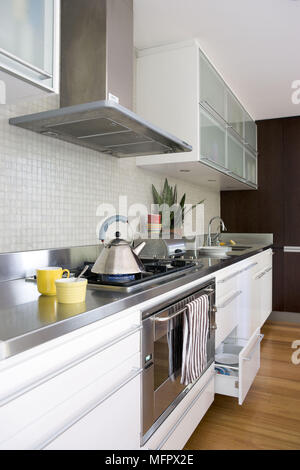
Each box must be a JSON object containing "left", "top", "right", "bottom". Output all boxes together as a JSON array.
[{"left": 10, "top": 101, "right": 191, "bottom": 157}]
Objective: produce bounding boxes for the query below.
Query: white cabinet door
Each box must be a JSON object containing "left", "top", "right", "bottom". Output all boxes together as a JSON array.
[
  {"left": 0, "top": 0, "right": 59, "bottom": 91},
  {"left": 45, "top": 372, "right": 142, "bottom": 451}
]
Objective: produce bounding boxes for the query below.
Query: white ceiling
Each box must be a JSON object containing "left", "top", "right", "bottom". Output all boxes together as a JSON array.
[{"left": 134, "top": 0, "right": 300, "bottom": 120}]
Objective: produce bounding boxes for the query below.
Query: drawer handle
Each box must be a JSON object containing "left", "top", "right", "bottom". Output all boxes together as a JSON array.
[
  {"left": 218, "top": 271, "right": 241, "bottom": 284},
  {"left": 242, "top": 262, "right": 258, "bottom": 272},
  {"left": 0, "top": 325, "right": 142, "bottom": 407},
  {"left": 255, "top": 271, "right": 265, "bottom": 280},
  {"left": 38, "top": 367, "right": 143, "bottom": 450},
  {"left": 217, "top": 290, "right": 242, "bottom": 309},
  {"left": 284, "top": 247, "right": 300, "bottom": 253},
  {"left": 242, "top": 334, "right": 264, "bottom": 362},
  {"left": 255, "top": 266, "right": 272, "bottom": 280},
  {"left": 155, "top": 373, "right": 215, "bottom": 450}
]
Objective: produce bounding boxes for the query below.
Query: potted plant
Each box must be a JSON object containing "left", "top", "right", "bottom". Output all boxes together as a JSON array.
[{"left": 152, "top": 179, "right": 204, "bottom": 238}]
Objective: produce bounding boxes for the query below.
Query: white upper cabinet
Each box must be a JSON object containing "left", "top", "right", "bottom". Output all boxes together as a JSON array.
[
  {"left": 0, "top": 0, "right": 60, "bottom": 102},
  {"left": 136, "top": 40, "right": 258, "bottom": 191}
]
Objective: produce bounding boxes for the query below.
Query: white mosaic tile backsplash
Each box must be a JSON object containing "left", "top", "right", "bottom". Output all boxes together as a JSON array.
[{"left": 0, "top": 94, "right": 220, "bottom": 253}]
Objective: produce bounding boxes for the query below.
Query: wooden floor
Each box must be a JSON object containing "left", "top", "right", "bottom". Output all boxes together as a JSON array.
[{"left": 185, "top": 322, "right": 300, "bottom": 450}]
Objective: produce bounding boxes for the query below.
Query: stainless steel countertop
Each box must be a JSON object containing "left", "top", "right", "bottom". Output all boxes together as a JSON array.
[{"left": 0, "top": 244, "right": 272, "bottom": 360}]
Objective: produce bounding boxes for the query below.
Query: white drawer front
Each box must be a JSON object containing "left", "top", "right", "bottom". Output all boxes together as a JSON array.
[
  {"left": 160, "top": 374, "right": 214, "bottom": 450},
  {"left": 44, "top": 372, "right": 142, "bottom": 451},
  {"left": 239, "top": 328, "right": 262, "bottom": 404},
  {"left": 0, "top": 329, "right": 141, "bottom": 448},
  {"left": 252, "top": 249, "right": 272, "bottom": 274},
  {"left": 215, "top": 327, "right": 263, "bottom": 405},
  {"left": 144, "top": 364, "right": 215, "bottom": 450},
  {"left": 216, "top": 266, "right": 240, "bottom": 299},
  {"left": 0, "top": 309, "right": 141, "bottom": 406},
  {"left": 215, "top": 290, "right": 241, "bottom": 348}
]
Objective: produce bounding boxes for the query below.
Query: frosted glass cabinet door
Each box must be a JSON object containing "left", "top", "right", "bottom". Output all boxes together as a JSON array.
[
  {"left": 245, "top": 112, "right": 257, "bottom": 151},
  {"left": 227, "top": 133, "right": 244, "bottom": 179},
  {"left": 245, "top": 150, "right": 257, "bottom": 185},
  {"left": 200, "top": 52, "right": 226, "bottom": 120},
  {"left": 227, "top": 91, "right": 244, "bottom": 139},
  {"left": 0, "top": 0, "right": 55, "bottom": 88},
  {"left": 200, "top": 108, "right": 226, "bottom": 169}
]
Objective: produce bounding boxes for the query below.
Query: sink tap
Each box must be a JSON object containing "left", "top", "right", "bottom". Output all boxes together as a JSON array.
[{"left": 207, "top": 217, "right": 227, "bottom": 246}]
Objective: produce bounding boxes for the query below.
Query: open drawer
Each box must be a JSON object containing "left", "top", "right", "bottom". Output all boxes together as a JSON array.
[{"left": 215, "top": 327, "right": 263, "bottom": 405}]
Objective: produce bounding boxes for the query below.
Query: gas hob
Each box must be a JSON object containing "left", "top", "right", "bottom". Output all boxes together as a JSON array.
[{"left": 74, "top": 258, "right": 198, "bottom": 293}]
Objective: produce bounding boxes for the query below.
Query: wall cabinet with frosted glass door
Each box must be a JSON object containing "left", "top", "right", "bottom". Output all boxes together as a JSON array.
[
  {"left": 199, "top": 50, "right": 257, "bottom": 188},
  {"left": 136, "top": 40, "right": 258, "bottom": 190},
  {"left": 0, "top": 0, "right": 60, "bottom": 103}
]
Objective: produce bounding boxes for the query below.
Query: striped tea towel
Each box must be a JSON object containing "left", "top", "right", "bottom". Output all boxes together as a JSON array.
[{"left": 181, "top": 295, "right": 209, "bottom": 386}]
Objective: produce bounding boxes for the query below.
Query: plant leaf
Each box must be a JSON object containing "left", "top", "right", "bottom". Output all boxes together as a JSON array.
[
  {"left": 152, "top": 185, "right": 163, "bottom": 206},
  {"left": 174, "top": 185, "right": 178, "bottom": 204},
  {"left": 162, "top": 178, "right": 170, "bottom": 203},
  {"left": 180, "top": 193, "right": 186, "bottom": 209}
]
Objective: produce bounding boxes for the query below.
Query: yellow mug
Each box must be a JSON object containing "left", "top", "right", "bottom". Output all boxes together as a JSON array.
[{"left": 36, "top": 267, "right": 70, "bottom": 296}]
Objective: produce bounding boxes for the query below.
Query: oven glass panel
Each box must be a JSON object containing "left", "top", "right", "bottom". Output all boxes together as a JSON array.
[{"left": 154, "top": 315, "right": 183, "bottom": 390}]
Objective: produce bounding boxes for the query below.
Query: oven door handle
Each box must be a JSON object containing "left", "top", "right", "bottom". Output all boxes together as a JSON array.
[
  {"left": 153, "top": 289, "right": 215, "bottom": 323},
  {"left": 153, "top": 307, "right": 187, "bottom": 322}
]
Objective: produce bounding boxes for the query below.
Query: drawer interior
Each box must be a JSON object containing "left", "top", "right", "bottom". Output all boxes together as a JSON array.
[
  {"left": 215, "top": 338, "right": 242, "bottom": 398},
  {"left": 215, "top": 372, "right": 239, "bottom": 399},
  {"left": 216, "top": 333, "right": 247, "bottom": 368}
]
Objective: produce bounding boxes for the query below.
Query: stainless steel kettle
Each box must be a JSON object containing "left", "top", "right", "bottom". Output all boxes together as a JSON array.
[{"left": 91, "top": 231, "right": 146, "bottom": 275}]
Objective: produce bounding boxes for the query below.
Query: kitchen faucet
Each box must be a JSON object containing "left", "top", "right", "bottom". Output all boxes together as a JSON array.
[{"left": 207, "top": 217, "right": 227, "bottom": 246}]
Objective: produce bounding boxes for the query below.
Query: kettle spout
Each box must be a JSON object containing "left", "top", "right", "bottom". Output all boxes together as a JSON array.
[{"left": 133, "top": 241, "right": 146, "bottom": 256}]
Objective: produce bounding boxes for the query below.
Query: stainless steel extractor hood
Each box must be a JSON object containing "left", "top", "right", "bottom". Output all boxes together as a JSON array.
[{"left": 9, "top": 0, "right": 192, "bottom": 158}]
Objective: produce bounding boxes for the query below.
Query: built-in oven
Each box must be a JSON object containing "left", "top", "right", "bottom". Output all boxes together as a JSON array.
[{"left": 142, "top": 278, "right": 216, "bottom": 444}]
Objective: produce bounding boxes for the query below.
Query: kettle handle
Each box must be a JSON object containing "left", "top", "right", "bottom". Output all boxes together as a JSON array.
[{"left": 99, "top": 215, "right": 131, "bottom": 243}]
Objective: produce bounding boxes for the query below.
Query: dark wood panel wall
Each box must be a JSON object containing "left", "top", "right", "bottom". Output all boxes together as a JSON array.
[{"left": 221, "top": 116, "right": 300, "bottom": 313}]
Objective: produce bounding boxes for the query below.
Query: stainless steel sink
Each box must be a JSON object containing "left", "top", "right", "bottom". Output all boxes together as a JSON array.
[
  {"left": 230, "top": 246, "right": 252, "bottom": 251},
  {"left": 198, "top": 246, "right": 232, "bottom": 257},
  {"left": 197, "top": 254, "right": 230, "bottom": 260}
]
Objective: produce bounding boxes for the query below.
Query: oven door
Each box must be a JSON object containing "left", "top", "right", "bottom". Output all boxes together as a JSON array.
[{"left": 142, "top": 281, "right": 216, "bottom": 443}]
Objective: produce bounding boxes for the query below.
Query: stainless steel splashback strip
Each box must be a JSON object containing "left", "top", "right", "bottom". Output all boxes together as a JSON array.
[{"left": 0, "top": 245, "right": 102, "bottom": 283}]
